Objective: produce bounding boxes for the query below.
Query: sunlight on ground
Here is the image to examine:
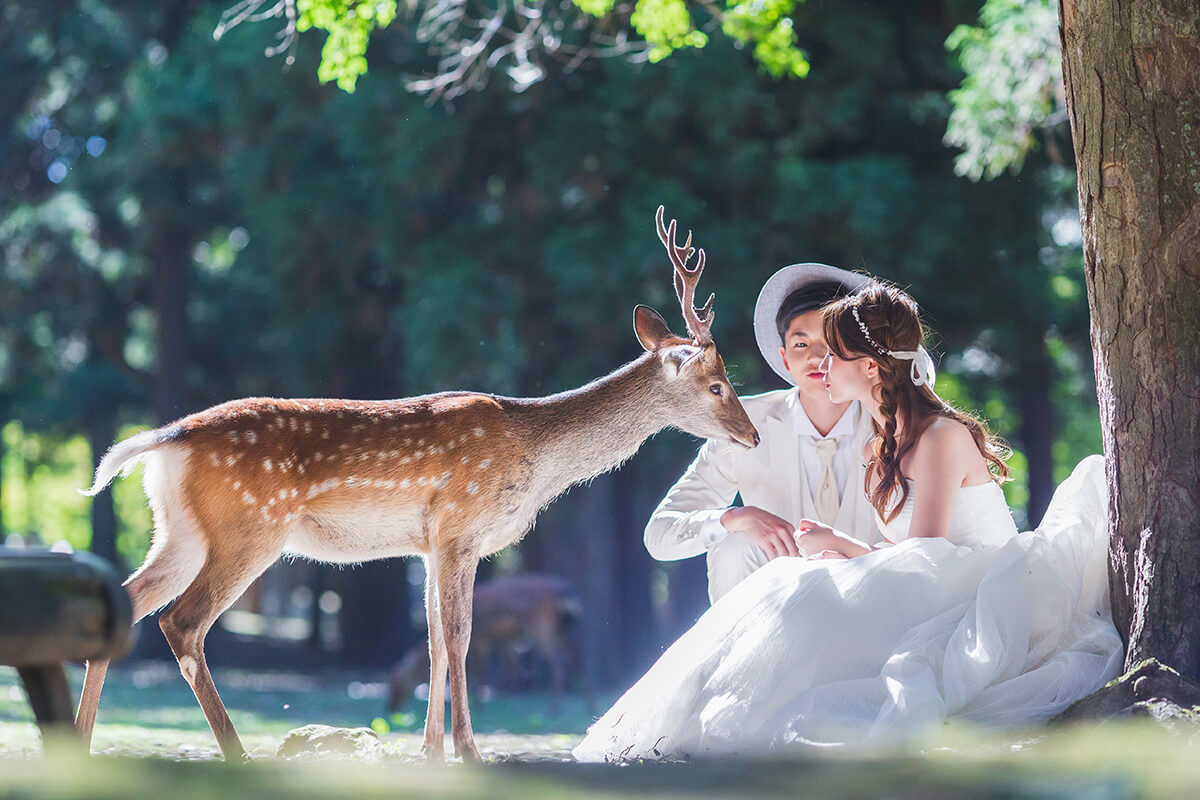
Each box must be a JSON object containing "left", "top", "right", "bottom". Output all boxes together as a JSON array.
[{"left": 2, "top": 665, "right": 1199, "bottom": 798}]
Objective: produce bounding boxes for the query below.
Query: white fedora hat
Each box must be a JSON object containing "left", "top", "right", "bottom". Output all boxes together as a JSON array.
[{"left": 754, "top": 263, "right": 870, "bottom": 386}]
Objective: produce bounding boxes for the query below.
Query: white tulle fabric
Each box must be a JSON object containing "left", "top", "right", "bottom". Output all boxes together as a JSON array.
[{"left": 573, "top": 456, "right": 1122, "bottom": 761}]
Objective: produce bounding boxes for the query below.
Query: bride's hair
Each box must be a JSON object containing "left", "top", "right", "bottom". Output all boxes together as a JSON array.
[{"left": 822, "top": 281, "right": 1010, "bottom": 523}]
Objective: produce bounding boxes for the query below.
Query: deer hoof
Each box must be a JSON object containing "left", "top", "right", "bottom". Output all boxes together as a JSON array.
[
  {"left": 421, "top": 744, "right": 446, "bottom": 764},
  {"left": 456, "top": 741, "right": 483, "bottom": 764}
]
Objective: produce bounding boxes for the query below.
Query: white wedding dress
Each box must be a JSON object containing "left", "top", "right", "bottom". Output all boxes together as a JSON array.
[{"left": 573, "top": 455, "right": 1123, "bottom": 761}]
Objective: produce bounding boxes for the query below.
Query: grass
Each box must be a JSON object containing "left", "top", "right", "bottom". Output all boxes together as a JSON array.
[{"left": 2, "top": 664, "right": 1199, "bottom": 798}]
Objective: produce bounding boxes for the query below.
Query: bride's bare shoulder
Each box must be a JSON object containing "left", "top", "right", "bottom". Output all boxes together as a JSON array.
[{"left": 913, "top": 417, "right": 979, "bottom": 464}]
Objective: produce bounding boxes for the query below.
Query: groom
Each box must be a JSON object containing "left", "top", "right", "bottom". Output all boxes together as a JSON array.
[{"left": 643, "top": 264, "right": 883, "bottom": 603}]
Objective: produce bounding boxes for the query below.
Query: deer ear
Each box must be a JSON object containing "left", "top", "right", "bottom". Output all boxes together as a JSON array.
[{"left": 633, "top": 305, "right": 677, "bottom": 352}]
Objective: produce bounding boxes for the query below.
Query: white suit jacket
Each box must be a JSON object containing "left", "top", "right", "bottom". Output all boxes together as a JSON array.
[{"left": 644, "top": 389, "right": 882, "bottom": 560}]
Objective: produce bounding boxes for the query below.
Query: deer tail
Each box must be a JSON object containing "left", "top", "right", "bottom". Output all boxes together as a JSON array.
[{"left": 79, "top": 428, "right": 170, "bottom": 496}]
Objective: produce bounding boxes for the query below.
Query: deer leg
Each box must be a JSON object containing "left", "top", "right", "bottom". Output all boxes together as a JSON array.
[
  {"left": 76, "top": 525, "right": 206, "bottom": 748},
  {"left": 74, "top": 658, "right": 109, "bottom": 746},
  {"left": 158, "top": 546, "right": 278, "bottom": 763},
  {"left": 421, "top": 554, "right": 449, "bottom": 762},
  {"left": 435, "top": 547, "right": 481, "bottom": 763}
]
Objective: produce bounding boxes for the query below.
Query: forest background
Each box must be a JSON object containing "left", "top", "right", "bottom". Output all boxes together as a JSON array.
[{"left": 1, "top": 0, "right": 1094, "bottom": 689}]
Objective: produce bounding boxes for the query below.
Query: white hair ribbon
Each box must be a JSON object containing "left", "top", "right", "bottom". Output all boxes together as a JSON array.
[{"left": 887, "top": 346, "right": 936, "bottom": 388}]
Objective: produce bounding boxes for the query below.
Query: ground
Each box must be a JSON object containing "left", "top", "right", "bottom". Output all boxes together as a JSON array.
[{"left": 2, "top": 664, "right": 1199, "bottom": 798}]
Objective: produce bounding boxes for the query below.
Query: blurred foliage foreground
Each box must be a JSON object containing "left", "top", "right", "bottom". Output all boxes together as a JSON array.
[{"left": 3, "top": 667, "right": 1200, "bottom": 799}]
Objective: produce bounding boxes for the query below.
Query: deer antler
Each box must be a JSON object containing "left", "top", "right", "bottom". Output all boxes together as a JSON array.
[{"left": 655, "top": 205, "right": 715, "bottom": 346}]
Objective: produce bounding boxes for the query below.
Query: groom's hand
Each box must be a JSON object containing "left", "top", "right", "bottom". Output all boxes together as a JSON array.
[{"left": 719, "top": 506, "right": 799, "bottom": 558}]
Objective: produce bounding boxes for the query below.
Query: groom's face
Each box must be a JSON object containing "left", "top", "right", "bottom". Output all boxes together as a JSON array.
[{"left": 779, "top": 310, "right": 833, "bottom": 398}]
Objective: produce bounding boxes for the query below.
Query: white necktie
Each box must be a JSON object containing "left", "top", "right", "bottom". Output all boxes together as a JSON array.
[{"left": 811, "top": 436, "right": 841, "bottom": 525}]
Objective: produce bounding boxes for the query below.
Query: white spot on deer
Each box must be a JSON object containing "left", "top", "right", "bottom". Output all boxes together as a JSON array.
[
  {"left": 228, "top": 431, "right": 240, "bottom": 444},
  {"left": 447, "top": 501, "right": 459, "bottom": 511},
  {"left": 434, "top": 472, "right": 451, "bottom": 489},
  {"left": 374, "top": 480, "right": 395, "bottom": 489},
  {"left": 461, "top": 455, "right": 470, "bottom": 464},
  {"left": 208, "top": 453, "right": 220, "bottom": 466},
  {"left": 415, "top": 451, "right": 425, "bottom": 459},
  {"left": 458, "top": 434, "right": 468, "bottom": 443},
  {"left": 225, "top": 455, "right": 236, "bottom": 467},
  {"left": 321, "top": 430, "right": 330, "bottom": 439},
  {"left": 233, "top": 480, "right": 241, "bottom": 489},
  {"left": 401, "top": 456, "right": 411, "bottom": 465},
  {"left": 179, "top": 656, "right": 198, "bottom": 683},
  {"left": 298, "top": 463, "right": 306, "bottom": 474},
  {"left": 417, "top": 438, "right": 426, "bottom": 446},
  {"left": 314, "top": 452, "right": 324, "bottom": 462},
  {"left": 339, "top": 443, "right": 349, "bottom": 450},
  {"left": 290, "top": 488, "right": 298, "bottom": 498},
  {"left": 478, "top": 459, "right": 491, "bottom": 470},
  {"left": 466, "top": 481, "right": 480, "bottom": 495},
  {"left": 403, "top": 438, "right": 412, "bottom": 446},
  {"left": 417, "top": 476, "right": 427, "bottom": 486},
  {"left": 473, "top": 428, "right": 485, "bottom": 438},
  {"left": 504, "top": 431, "right": 515, "bottom": 438},
  {"left": 289, "top": 418, "right": 298, "bottom": 431},
  {"left": 400, "top": 478, "right": 411, "bottom": 489},
  {"left": 267, "top": 497, "right": 276, "bottom": 507},
  {"left": 275, "top": 416, "right": 284, "bottom": 428},
  {"left": 263, "top": 458, "right": 273, "bottom": 472},
  {"left": 327, "top": 455, "right": 338, "bottom": 463},
  {"left": 447, "top": 440, "right": 457, "bottom": 450},
  {"left": 242, "top": 491, "right": 256, "bottom": 505},
  {"left": 245, "top": 431, "right": 258, "bottom": 444},
  {"left": 303, "top": 421, "right": 312, "bottom": 433}
]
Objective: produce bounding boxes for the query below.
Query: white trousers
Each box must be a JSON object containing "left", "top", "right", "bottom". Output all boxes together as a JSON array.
[{"left": 705, "top": 532, "right": 772, "bottom": 604}]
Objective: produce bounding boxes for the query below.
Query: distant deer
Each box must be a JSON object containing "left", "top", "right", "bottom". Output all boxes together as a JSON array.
[
  {"left": 387, "top": 573, "right": 591, "bottom": 716},
  {"left": 75, "top": 206, "right": 759, "bottom": 763}
]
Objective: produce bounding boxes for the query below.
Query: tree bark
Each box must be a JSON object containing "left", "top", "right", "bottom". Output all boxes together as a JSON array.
[{"left": 1060, "top": 0, "right": 1200, "bottom": 679}]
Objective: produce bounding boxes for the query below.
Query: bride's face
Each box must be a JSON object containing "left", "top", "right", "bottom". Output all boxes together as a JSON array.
[{"left": 818, "top": 351, "right": 877, "bottom": 404}]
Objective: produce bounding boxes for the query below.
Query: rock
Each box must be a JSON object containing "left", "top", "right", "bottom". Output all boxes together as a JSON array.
[
  {"left": 1052, "top": 660, "right": 1200, "bottom": 730},
  {"left": 275, "top": 724, "right": 387, "bottom": 761}
]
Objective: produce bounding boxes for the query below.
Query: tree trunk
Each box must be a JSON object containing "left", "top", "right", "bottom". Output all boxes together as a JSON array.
[
  {"left": 1018, "top": 332, "right": 1055, "bottom": 528},
  {"left": 151, "top": 232, "right": 190, "bottom": 424},
  {"left": 86, "top": 412, "right": 122, "bottom": 571},
  {"left": 1060, "top": 0, "right": 1200, "bottom": 678}
]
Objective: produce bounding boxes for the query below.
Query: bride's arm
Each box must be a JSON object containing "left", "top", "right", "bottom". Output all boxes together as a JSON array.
[{"left": 793, "top": 522, "right": 872, "bottom": 558}]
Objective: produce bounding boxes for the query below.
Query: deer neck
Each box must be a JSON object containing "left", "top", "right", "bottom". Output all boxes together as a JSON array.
[{"left": 520, "top": 352, "right": 670, "bottom": 498}]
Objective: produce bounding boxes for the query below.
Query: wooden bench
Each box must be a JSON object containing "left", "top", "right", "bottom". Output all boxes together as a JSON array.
[{"left": 0, "top": 547, "right": 132, "bottom": 748}]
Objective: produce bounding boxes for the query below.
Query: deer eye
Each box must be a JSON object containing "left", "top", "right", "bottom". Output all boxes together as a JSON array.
[{"left": 709, "top": 383, "right": 723, "bottom": 396}]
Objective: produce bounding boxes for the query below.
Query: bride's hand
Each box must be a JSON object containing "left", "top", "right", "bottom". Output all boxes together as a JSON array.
[{"left": 794, "top": 518, "right": 834, "bottom": 557}]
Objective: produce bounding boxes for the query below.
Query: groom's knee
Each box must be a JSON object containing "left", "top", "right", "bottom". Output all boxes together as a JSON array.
[{"left": 707, "top": 533, "right": 771, "bottom": 604}]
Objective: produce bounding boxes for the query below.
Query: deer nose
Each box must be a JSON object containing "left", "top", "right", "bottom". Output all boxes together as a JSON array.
[{"left": 752, "top": 432, "right": 761, "bottom": 447}]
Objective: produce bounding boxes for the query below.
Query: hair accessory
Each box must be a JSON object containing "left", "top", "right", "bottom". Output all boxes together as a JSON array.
[
  {"left": 888, "top": 347, "right": 937, "bottom": 387},
  {"left": 850, "top": 305, "right": 887, "bottom": 356},
  {"left": 850, "top": 305, "right": 936, "bottom": 387}
]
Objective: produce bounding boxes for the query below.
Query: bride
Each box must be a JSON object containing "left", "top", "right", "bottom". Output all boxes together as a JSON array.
[{"left": 573, "top": 280, "right": 1124, "bottom": 761}]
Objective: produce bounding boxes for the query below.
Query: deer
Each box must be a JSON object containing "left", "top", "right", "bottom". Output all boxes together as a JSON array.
[
  {"left": 75, "top": 206, "right": 760, "bottom": 763},
  {"left": 386, "top": 572, "right": 592, "bottom": 716}
]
